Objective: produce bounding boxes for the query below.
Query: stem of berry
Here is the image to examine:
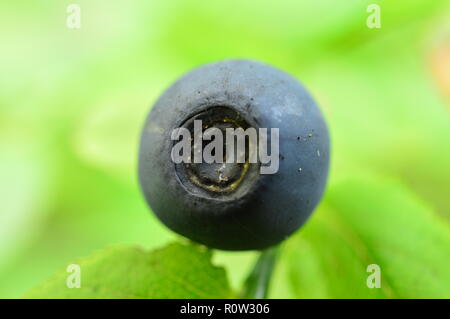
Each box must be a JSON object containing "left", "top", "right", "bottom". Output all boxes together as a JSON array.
[{"left": 240, "top": 245, "right": 280, "bottom": 299}]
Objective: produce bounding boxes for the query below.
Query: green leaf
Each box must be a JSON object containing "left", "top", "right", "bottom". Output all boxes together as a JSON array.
[
  {"left": 285, "top": 177, "right": 450, "bottom": 298},
  {"left": 24, "top": 242, "right": 232, "bottom": 299}
]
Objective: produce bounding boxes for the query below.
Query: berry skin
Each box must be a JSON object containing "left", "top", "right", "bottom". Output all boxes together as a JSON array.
[{"left": 139, "top": 59, "right": 330, "bottom": 250}]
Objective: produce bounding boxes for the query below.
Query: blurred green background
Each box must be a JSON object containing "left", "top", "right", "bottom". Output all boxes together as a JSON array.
[{"left": 1, "top": 0, "right": 450, "bottom": 298}]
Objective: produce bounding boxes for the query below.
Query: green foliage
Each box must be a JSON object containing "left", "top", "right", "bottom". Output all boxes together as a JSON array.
[
  {"left": 283, "top": 177, "right": 450, "bottom": 298},
  {"left": 27, "top": 177, "right": 450, "bottom": 299},
  {"left": 25, "top": 243, "right": 232, "bottom": 299},
  {"left": 1, "top": 0, "right": 450, "bottom": 298}
]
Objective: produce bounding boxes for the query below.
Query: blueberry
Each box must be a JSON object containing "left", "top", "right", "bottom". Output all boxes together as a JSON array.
[{"left": 138, "top": 59, "right": 329, "bottom": 250}]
